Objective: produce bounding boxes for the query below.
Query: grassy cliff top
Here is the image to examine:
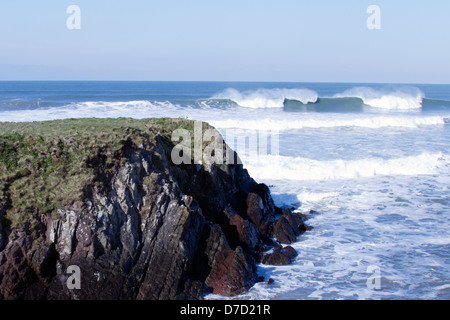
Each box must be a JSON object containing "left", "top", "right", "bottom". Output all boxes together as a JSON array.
[
  {"left": 0, "top": 117, "right": 204, "bottom": 232},
  {"left": 0, "top": 117, "right": 196, "bottom": 139}
]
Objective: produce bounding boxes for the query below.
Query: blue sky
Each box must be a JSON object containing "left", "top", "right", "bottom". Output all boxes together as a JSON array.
[{"left": 0, "top": 0, "right": 449, "bottom": 83}]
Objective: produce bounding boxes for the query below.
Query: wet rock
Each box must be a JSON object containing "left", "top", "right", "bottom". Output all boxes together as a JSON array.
[
  {"left": 271, "top": 208, "right": 310, "bottom": 244},
  {"left": 262, "top": 245, "right": 298, "bottom": 266}
]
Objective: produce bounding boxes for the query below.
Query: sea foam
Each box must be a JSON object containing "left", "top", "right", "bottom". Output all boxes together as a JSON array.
[
  {"left": 211, "top": 88, "right": 319, "bottom": 108},
  {"left": 240, "top": 152, "right": 447, "bottom": 181},
  {"left": 210, "top": 115, "right": 446, "bottom": 131},
  {"left": 0, "top": 100, "right": 180, "bottom": 122},
  {"left": 334, "top": 86, "right": 425, "bottom": 110}
]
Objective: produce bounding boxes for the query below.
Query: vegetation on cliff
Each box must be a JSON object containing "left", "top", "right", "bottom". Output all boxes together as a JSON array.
[
  {"left": 0, "top": 118, "right": 195, "bottom": 231},
  {"left": 0, "top": 118, "right": 309, "bottom": 300}
]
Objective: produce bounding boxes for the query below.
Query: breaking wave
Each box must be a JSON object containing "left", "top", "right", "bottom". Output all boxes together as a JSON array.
[
  {"left": 209, "top": 86, "right": 437, "bottom": 111},
  {"left": 210, "top": 115, "right": 448, "bottom": 131},
  {"left": 0, "top": 100, "right": 181, "bottom": 122},
  {"left": 241, "top": 152, "right": 448, "bottom": 181},
  {"left": 211, "top": 88, "right": 319, "bottom": 108},
  {"left": 334, "top": 86, "right": 425, "bottom": 110}
]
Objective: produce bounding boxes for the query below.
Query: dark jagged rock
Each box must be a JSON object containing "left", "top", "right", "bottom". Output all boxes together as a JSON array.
[
  {"left": 271, "top": 208, "right": 311, "bottom": 244},
  {"left": 0, "top": 205, "right": 6, "bottom": 252},
  {"left": 262, "top": 245, "right": 298, "bottom": 266},
  {"left": 0, "top": 118, "right": 311, "bottom": 300},
  {"left": 0, "top": 232, "right": 41, "bottom": 300}
]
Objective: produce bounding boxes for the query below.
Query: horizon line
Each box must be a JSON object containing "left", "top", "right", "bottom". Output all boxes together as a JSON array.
[{"left": 0, "top": 80, "right": 449, "bottom": 86}]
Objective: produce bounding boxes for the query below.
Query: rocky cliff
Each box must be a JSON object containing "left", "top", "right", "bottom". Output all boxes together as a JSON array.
[{"left": 0, "top": 118, "right": 309, "bottom": 300}]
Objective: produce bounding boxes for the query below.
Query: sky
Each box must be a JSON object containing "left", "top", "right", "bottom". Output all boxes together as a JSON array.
[{"left": 0, "top": 0, "right": 449, "bottom": 83}]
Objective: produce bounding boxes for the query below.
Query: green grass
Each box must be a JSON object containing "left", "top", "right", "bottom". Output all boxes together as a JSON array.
[{"left": 0, "top": 117, "right": 205, "bottom": 231}]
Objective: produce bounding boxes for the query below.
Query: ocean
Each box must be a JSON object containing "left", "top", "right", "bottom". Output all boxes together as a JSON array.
[{"left": 1, "top": 81, "right": 449, "bottom": 300}]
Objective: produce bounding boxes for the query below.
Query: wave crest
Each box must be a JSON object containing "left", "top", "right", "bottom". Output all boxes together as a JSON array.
[
  {"left": 0, "top": 100, "right": 180, "bottom": 122},
  {"left": 334, "top": 86, "right": 425, "bottom": 110},
  {"left": 242, "top": 153, "right": 447, "bottom": 181},
  {"left": 210, "top": 116, "right": 446, "bottom": 130},
  {"left": 211, "top": 88, "right": 319, "bottom": 108}
]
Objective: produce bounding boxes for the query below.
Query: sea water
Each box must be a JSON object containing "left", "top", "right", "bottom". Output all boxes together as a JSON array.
[{"left": 1, "top": 81, "right": 449, "bottom": 300}]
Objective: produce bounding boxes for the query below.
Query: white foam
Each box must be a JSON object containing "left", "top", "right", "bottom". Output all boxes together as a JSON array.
[
  {"left": 210, "top": 115, "right": 446, "bottom": 131},
  {"left": 435, "top": 284, "right": 450, "bottom": 291},
  {"left": 0, "top": 100, "right": 180, "bottom": 122},
  {"left": 296, "top": 191, "right": 339, "bottom": 203},
  {"left": 423, "top": 237, "right": 450, "bottom": 245},
  {"left": 211, "top": 88, "right": 319, "bottom": 108},
  {"left": 241, "top": 152, "right": 448, "bottom": 181},
  {"left": 334, "top": 86, "right": 424, "bottom": 110}
]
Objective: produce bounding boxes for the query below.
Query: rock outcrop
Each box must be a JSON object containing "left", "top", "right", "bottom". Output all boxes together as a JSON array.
[{"left": 0, "top": 118, "right": 310, "bottom": 300}]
